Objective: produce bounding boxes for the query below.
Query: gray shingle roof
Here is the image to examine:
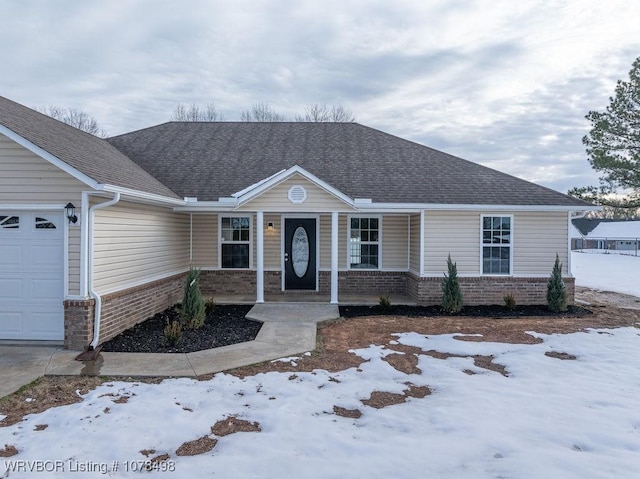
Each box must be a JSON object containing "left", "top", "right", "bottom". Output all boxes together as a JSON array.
[
  {"left": 107, "top": 122, "right": 590, "bottom": 207},
  {"left": 0, "top": 96, "right": 181, "bottom": 199}
]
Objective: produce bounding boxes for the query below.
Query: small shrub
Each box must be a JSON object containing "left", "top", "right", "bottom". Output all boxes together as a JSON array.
[
  {"left": 164, "top": 320, "right": 183, "bottom": 346},
  {"left": 547, "top": 254, "right": 568, "bottom": 312},
  {"left": 442, "top": 255, "right": 463, "bottom": 313},
  {"left": 503, "top": 293, "right": 516, "bottom": 311},
  {"left": 205, "top": 298, "right": 216, "bottom": 316},
  {"left": 181, "top": 268, "right": 206, "bottom": 329},
  {"left": 379, "top": 294, "right": 391, "bottom": 309}
]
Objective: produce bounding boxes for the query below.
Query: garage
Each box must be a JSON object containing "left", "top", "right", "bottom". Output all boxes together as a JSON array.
[{"left": 0, "top": 211, "right": 64, "bottom": 341}]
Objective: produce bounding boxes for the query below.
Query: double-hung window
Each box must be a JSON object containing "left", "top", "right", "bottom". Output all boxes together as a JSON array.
[
  {"left": 220, "top": 216, "right": 251, "bottom": 268},
  {"left": 481, "top": 215, "right": 512, "bottom": 275},
  {"left": 349, "top": 217, "right": 380, "bottom": 269}
]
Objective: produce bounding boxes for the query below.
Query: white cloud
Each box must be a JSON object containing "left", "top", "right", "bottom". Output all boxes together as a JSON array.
[{"left": 1, "top": 0, "right": 639, "bottom": 193}]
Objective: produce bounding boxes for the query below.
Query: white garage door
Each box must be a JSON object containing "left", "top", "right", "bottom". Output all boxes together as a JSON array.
[{"left": 0, "top": 212, "right": 64, "bottom": 340}]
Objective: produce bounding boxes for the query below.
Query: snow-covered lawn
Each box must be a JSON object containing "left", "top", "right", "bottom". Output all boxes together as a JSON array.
[
  {"left": 1, "top": 252, "right": 639, "bottom": 478},
  {"left": 2, "top": 327, "right": 640, "bottom": 478},
  {"left": 571, "top": 250, "right": 640, "bottom": 297}
]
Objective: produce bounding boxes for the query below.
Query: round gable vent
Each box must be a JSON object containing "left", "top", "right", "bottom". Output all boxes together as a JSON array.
[{"left": 288, "top": 185, "right": 307, "bottom": 204}]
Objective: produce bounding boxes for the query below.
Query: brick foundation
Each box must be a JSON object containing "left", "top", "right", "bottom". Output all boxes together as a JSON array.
[
  {"left": 318, "top": 271, "right": 407, "bottom": 295},
  {"left": 407, "top": 273, "right": 575, "bottom": 306},
  {"left": 63, "top": 273, "right": 187, "bottom": 350},
  {"left": 63, "top": 270, "right": 575, "bottom": 349},
  {"left": 98, "top": 273, "right": 187, "bottom": 344},
  {"left": 64, "top": 299, "right": 96, "bottom": 350}
]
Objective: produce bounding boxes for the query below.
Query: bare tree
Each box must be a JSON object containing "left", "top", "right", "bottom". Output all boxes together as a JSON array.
[
  {"left": 36, "top": 106, "right": 107, "bottom": 137},
  {"left": 171, "top": 102, "right": 224, "bottom": 121},
  {"left": 296, "top": 104, "right": 356, "bottom": 122},
  {"left": 240, "top": 102, "right": 288, "bottom": 122}
]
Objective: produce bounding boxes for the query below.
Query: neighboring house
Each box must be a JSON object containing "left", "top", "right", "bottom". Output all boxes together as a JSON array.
[
  {"left": 0, "top": 96, "right": 595, "bottom": 350},
  {"left": 571, "top": 218, "right": 640, "bottom": 251}
]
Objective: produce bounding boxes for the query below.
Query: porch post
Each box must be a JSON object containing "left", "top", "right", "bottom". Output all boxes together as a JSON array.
[
  {"left": 256, "top": 211, "right": 265, "bottom": 303},
  {"left": 331, "top": 212, "right": 339, "bottom": 304}
]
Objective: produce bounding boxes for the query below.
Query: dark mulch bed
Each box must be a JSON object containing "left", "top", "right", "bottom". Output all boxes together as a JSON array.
[
  {"left": 339, "top": 304, "right": 591, "bottom": 318},
  {"left": 101, "top": 305, "right": 261, "bottom": 354}
]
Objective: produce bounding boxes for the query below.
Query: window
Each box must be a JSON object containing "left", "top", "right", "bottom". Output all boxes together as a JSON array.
[
  {"left": 220, "top": 216, "right": 251, "bottom": 268},
  {"left": 0, "top": 215, "right": 19, "bottom": 229},
  {"left": 482, "top": 216, "right": 511, "bottom": 275},
  {"left": 349, "top": 217, "right": 380, "bottom": 269},
  {"left": 35, "top": 217, "right": 57, "bottom": 229}
]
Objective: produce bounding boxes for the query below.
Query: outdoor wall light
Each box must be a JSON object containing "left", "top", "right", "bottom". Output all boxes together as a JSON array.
[
  {"left": 65, "top": 202, "right": 78, "bottom": 224},
  {"left": 267, "top": 222, "right": 275, "bottom": 232}
]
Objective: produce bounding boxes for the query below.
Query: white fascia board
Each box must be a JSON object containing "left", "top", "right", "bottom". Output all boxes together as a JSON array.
[
  {"left": 356, "top": 202, "right": 601, "bottom": 212},
  {"left": 0, "top": 125, "right": 100, "bottom": 189},
  {"left": 99, "top": 184, "right": 186, "bottom": 206},
  {"left": 173, "top": 200, "right": 238, "bottom": 212},
  {"left": 0, "top": 203, "right": 68, "bottom": 210},
  {"left": 235, "top": 164, "right": 356, "bottom": 208}
]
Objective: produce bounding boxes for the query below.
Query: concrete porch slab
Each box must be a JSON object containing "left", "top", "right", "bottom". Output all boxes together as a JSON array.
[{"left": 246, "top": 303, "right": 340, "bottom": 323}]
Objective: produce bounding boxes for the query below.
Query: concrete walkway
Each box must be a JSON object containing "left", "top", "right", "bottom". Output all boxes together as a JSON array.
[{"left": 0, "top": 303, "right": 339, "bottom": 398}]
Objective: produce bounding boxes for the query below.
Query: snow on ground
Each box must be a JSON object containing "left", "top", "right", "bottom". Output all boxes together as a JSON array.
[
  {"left": 2, "top": 327, "right": 640, "bottom": 478},
  {"left": 571, "top": 250, "right": 640, "bottom": 297},
  {"left": 1, "top": 252, "right": 638, "bottom": 478}
]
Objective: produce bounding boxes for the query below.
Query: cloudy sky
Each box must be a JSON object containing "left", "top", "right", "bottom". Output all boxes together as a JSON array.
[{"left": 1, "top": 0, "right": 639, "bottom": 195}]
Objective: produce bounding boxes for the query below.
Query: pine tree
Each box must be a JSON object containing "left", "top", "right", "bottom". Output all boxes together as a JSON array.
[
  {"left": 547, "top": 254, "right": 568, "bottom": 312},
  {"left": 181, "top": 268, "right": 206, "bottom": 329},
  {"left": 442, "top": 255, "right": 464, "bottom": 313}
]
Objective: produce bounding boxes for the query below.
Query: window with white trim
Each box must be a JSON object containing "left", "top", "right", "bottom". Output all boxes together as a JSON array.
[
  {"left": 349, "top": 217, "right": 380, "bottom": 269},
  {"left": 481, "top": 215, "right": 511, "bottom": 275},
  {"left": 220, "top": 216, "right": 251, "bottom": 268}
]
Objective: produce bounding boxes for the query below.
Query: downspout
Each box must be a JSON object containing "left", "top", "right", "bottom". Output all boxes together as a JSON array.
[{"left": 87, "top": 193, "right": 121, "bottom": 351}]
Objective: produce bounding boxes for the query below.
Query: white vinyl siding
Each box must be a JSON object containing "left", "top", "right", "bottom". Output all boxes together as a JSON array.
[
  {"left": 92, "top": 202, "right": 190, "bottom": 293},
  {"left": 424, "top": 211, "right": 480, "bottom": 275},
  {"left": 264, "top": 214, "right": 281, "bottom": 269},
  {"left": 0, "top": 135, "right": 86, "bottom": 203},
  {"left": 0, "top": 134, "right": 86, "bottom": 295},
  {"left": 514, "top": 211, "right": 569, "bottom": 275},
  {"left": 382, "top": 215, "right": 409, "bottom": 270},
  {"left": 421, "top": 210, "right": 570, "bottom": 277},
  {"left": 319, "top": 214, "right": 348, "bottom": 270},
  {"left": 236, "top": 174, "right": 355, "bottom": 212},
  {"left": 192, "top": 214, "right": 218, "bottom": 267}
]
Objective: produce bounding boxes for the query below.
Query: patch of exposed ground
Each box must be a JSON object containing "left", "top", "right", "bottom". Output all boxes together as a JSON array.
[
  {"left": 333, "top": 406, "right": 362, "bottom": 418},
  {"left": 0, "top": 445, "right": 18, "bottom": 457},
  {"left": 361, "top": 383, "right": 432, "bottom": 409},
  {"left": 576, "top": 286, "right": 640, "bottom": 310},
  {"left": 545, "top": 351, "right": 577, "bottom": 360},
  {"left": 0, "top": 376, "right": 107, "bottom": 427},
  {"left": 211, "top": 416, "right": 262, "bottom": 436},
  {"left": 382, "top": 352, "right": 421, "bottom": 375},
  {"left": 423, "top": 350, "right": 509, "bottom": 376},
  {"left": 175, "top": 436, "right": 217, "bottom": 456}
]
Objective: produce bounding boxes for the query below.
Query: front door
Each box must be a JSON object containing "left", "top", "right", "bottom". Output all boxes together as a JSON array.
[{"left": 284, "top": 218, "right": 317, "bottom": 290}]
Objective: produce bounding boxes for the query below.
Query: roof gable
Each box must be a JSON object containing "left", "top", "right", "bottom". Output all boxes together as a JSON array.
[
  {"left": 234, "top": 167, "right": 357, "bottom": 212},
  {"left": 0, "top": 96, "right": 181, "bottom": 200}
]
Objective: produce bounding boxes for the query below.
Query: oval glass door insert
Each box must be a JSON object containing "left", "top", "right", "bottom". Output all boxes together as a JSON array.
[{"left": 292, "top": 226, "right": 309, "bottom": 278}]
